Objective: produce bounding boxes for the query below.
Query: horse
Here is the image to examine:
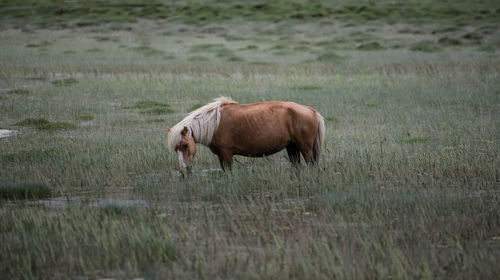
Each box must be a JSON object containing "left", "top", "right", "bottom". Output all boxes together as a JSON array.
[{"left": 168, "top": 97, "right": 325, "bottom": 175}]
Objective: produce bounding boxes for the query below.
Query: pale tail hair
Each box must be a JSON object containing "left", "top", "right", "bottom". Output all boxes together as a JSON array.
[
  {"left": 168, "top": 96, "right": 236, "bottom": 151},
  {"left": 313, "top": 111, "right": 325, "bottom": 162}
]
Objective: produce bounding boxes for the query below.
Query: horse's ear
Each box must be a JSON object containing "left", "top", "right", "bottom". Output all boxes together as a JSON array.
[
  {"left": 167, "top": 127, "right": 171, "bottom": 132},
  {"left": 181, "top": 126, "right": 189, "bottom": 136}
]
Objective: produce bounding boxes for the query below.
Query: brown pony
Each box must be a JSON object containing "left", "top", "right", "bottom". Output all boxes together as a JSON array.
[{"left": 168, "top": 97, "right": 325, "bottom": 174}]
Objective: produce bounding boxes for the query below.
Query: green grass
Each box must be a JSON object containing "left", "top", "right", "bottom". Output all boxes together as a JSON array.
[
  {"left": 139, "top": 107, "right": 174, "bottom": 115},
  {"left": 72, "top": 114, "right": 95, "bottom": 121},
  {"left": 1, "top": 149, "right": 55, "bottom": 163},
  {"left": 124, "top": 100, "right": 170, "bottom": 110},
  {"left": 291, "top": 85, "right": 322, "bottom": 91},
  {"left": 438, "top": 37, "right": 462, "bottom": 46},
  {"left": 51, "top": 78, "right": 79, "bottom": 87},
  {"left": 6, "top": 89, "right": 30, "bottom": 95},
  {"left": 401, "top": 137, "right": 431, "bottom": 144},
  {"left": 13, "top": 118, "right": 77, "bottom": 130},
  {"left": 317, "top": 51, "right": 343, "bottom": 62},
  {"left": 409, "top": 41, "right": 443, "bottom": 52},
  {"left": 0, "top": 182, "right": 51, "bottom": 200},
  {"left": 357, "top": 42, "right": 384, "bottom": 50},
  {"left": 0, "top": 1, "right": 499, "bottom": 278}
]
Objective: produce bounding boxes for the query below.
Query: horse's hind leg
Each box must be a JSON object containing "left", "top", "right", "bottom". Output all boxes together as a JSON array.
[
  {"left": 296, "top": 139, "right": 315, "bottom": 164},
  {"left": 286, "top": 142, "right": 301, "bottom": 165}
]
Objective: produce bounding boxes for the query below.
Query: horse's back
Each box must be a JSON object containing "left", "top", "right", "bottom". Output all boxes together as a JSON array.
[{"left": 210, "top": 101, "right": 318, "bottom": 156}]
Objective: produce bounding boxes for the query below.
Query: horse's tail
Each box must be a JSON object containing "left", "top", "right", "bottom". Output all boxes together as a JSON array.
[{"left": 313, "top": 111, "right": 325, "bottom": 163}]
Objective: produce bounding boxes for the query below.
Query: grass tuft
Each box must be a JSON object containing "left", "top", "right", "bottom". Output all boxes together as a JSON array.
[
  {"left": 6, "top": 89, "right": 30, "bottom": 94},
  {"left": 25, "top": 41, "right": 51, "bottom": 48},
  {"left": 291, "top": 85, "right": 322, "bottom": 91},
  {"left": 317, "top": 51, "right": 343, "bottom": 62},
  {"left": 189, "top": 103, "right": 204, "bottom": 111},
  {"left": 325, "top": 116, "right": 339, "bottom": 123},
  {"left": 1, "top": 149, "right": 55, "bottom": 163},
  {"left": 0, "top": 182, "right": 51, "bottom": 200},
  {"left": 130, "top": 45, "right": 165, "bottom": 57},
  {"left": 140, "top": 107, "right": 174, "bottom": 115},
  {"left": 409, "top": 41, "right": 442, "bottom": 52},
  {"left": 124, "top": 100, "right": 169, "bottom": 109},
  {"left": 72, "top": 114, "right": 95, "bottom": 121},
  {"left": 13, "top": 118, "right": 76, "bottom": 130},
  {"left": 188, "top": 55, "right": 209, "bottom": 62},
  {"left": 401, "top": 137, "right": 430, "bottom": 144},
  {"left": 438, "top": 37, "right": 462, "bottom": 46},
  {"left": 51, "top": 78, "right": 79, "bottom": 87},
  {"left": 357, "top": 42, "right": 384, "bottom": 50}
]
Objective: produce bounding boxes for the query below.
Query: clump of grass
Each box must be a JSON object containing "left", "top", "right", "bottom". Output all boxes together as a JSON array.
[
  {"left": 247, "top": 61, "right": 271, "bottom": 65},
  {"left": 239, "top": 45, "right": 259, "bottom": 50},
  {"left": 325, "top": 116, "right": 339, "bottom": 123},
  {"left": 409, "top": 41, "right": 442, "bottom": 52},
  {"left": 99, "top": 200, "right": 139, "bottom": 216},
  {"left": 63, "top": 50, "right": 76, "bottom": 54},
  {"left": 13, "top": 118, "right": 76, "bottom": 130},
  {"left": 124, "top": 100, "right": 173, "bottom": 115},
  {"left": 146, "top": 118, "right": 166, "bottom": 123},
  {"left": 72, "top": 114, "right": 95, "bottom": 121},
  {"left": 51, "top": 78, "right": 79, "bottom": 87},
  {"left": 226, "top": 55, "right": 245, "bottom": 62},
  {"left": 0, "top": 182, "right": 51, "bottom": 200},
  {"left": 357, "top": 42, "right": 384, "bottom": 50},
  {"left": 85, "top": 47, "right": 103, "bottom": 52},
  {"left": 25, "top": 41, "right": 51, "bottom": 48},
  {"left": 271, "top": 44, "right": 287, "bottom": 50},
  {"left": 462, "top": 32, "right": 483, "bottom": 42},
  {"left": 214, "top": 48, "right": 244, "bottom": 62},
  {"left": 201, "top": 26, "right": 226, "bottom": 34},
  {"left": 479, "top": 42, "right": 500, "bottom": 52},
  {"left": 93, "top": 35, "right": 120, "bottom": 42},
  {"left": 189, "top": 43, "right": 225, "bottom": 53},
  {"left": 189, "top": 103, "right": 204, "bottom": 111},
  {"left": 401, "top": 137, "right": 430, "bottom": 144},
  {"left": 25, "top": 76, "right": 46, "bottom": 81},
  {"left": 477, "top": 25, "right": 497, "bottom": 35},
  {"left": 130, "top": 45, "right": 164, "bottom": 57},
  {"left": 188, "top": 56, "right": 209, "bottom": 62},
  {"left": 272, "top": 50, "right": 292, "bottom": 56},
  {"left": 7, "top": 89, "right": 30, "bottom": 95},
  {"left": 291, "top": 85, "right": 322, "bottom": 91},
  {"left": 219, "top": 33, "right": 245, "bottom": 41},
  {"left": 140, "top": 107, "right": 174, "bottom": 115},
  {"left": 14, "top": 118, "right": 50, "bottom": 127},
  {"left": 317, "top": 51, "right": 343, "bottom": 62},
  {"left": 438, "top": 37, "right": 462, "bottom": 46},
  {"left": 1, "top": 149, "right": 55, "bottom": 163},
  {"left": 293, "top": 45, "right": 312, "bottom": 51},
  {"left": 124, "top": 100, "right": 169, "bottom": 109},
  {"left": 432, "top": 26, "right": 460, "bottom": 34}
]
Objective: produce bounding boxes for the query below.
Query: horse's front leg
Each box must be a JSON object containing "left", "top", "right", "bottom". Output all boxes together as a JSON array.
[{"left": 217, "top": 150, "right": 233, "bottom": 171}]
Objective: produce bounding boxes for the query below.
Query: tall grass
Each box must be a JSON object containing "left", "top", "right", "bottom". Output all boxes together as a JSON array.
[{"left": 0, "top": 2, "right": 499, "bottom": 278}]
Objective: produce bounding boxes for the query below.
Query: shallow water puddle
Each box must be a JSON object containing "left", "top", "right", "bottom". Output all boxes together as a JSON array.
[{"left": 0, "top": 129, "right": 15, "bottom": 138}]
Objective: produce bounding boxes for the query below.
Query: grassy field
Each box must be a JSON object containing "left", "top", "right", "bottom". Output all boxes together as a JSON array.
[{"left": 1, "top": 0, "right": 499, "bottom": 279}]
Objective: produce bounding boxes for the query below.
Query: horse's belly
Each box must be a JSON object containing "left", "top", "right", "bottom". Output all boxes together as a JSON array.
[{"left": 232, "top": 136, "right": 289, "bottom": 157}]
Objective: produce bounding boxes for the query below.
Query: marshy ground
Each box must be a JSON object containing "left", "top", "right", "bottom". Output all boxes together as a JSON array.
[{"left": 1, "top": 1, "right": 499, "bottom": 279}]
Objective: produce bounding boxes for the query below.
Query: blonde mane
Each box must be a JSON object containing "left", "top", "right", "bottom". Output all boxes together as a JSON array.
[{"left": 168, "top": 96, "right": 236, "bottom": 151}]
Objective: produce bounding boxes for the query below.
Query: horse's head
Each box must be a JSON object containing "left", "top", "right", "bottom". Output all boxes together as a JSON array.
[{"left": 169, "top": 126, "right": 196, "bottom": 175}]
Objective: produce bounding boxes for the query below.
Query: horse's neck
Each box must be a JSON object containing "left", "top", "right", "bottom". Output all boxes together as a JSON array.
[{"left": 190, "top": 127, "right": 205, "bottom": 147}]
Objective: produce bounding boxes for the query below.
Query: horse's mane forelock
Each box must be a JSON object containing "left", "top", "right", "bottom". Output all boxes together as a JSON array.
[{"left": 168, "top": 96, "right": 236, "bottom": 151}]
